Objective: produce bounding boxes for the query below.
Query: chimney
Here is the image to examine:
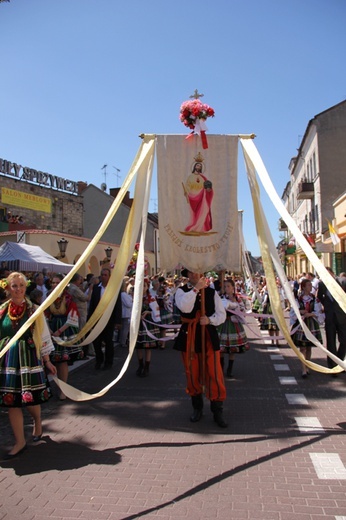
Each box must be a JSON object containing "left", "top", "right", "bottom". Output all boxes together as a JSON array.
[{"left": 77, "top": 181, "right": 88, "bottom": 195}]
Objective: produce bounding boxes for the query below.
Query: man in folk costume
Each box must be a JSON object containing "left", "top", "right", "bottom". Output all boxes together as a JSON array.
[{"left": 174, "top": 268, "right": 227, "bottom": 427}]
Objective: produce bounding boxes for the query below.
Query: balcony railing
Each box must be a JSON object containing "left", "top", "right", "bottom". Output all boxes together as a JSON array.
[{"left": 297, "top": 181, "right": 314, "bottom": 199}]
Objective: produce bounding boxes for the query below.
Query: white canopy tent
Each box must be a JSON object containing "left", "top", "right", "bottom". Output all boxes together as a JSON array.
[{"left": 0, "top": 241, "right": 74, "bottom": 274}]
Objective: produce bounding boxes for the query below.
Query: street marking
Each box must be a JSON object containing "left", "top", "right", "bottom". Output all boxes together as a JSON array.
[
  {"left": 270, "top": 354, "right": 284, "bottom": 360},
  {"left": 295, "top": 417, "right": 325, "bottom": 433},
  {"left": 310, "top": 453, "right": 346, "bottom": 480},
  {"left": 267, "top": 346, "right": 280, "bottom": 352},
  {"left": 286, "top": 394, "right": 308, "bottom": 405},
  {"left": 274, "top": 364, "right": 290, "bottom": 371},
  {"left": 279, "top": 377, "right": 297, "bottom": 385}
]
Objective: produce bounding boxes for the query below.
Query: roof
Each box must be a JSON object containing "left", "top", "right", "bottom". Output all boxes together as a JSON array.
[{"left": 0, "top": 241, "right": 74, "bottom": 273}]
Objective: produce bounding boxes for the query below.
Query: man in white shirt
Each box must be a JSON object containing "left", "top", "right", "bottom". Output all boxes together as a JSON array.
[
  {"left": 33, "top": 272, "right": 48, "bottom": 301},
  {"left": 174, "top": 269, "right": 227, "bottom": 428}
]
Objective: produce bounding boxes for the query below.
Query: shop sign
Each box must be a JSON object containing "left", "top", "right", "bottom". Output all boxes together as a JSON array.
[
  {"left": 0, "top": 158, "right": 78, "bottom": 194},
  {"left": 1, "top": 187, "right": 52, "bottom": 213}
]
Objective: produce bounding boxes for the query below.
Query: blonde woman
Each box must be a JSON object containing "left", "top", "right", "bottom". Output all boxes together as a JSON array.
[{"left": 0, "top": 272, "right": 56, "bottom": 460}]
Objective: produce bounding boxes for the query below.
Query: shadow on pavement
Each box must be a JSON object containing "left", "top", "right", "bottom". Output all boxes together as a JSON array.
[{"left": 0, "top": 435, "right": 121, "bottom": 474}]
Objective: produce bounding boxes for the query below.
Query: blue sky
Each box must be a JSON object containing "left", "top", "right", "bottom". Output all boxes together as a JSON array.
[{"left": 1, "top": 0, "right": 345, "bottom": 257}]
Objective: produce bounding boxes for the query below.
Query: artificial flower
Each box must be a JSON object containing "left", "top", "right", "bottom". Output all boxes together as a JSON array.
[{"left": 179, "top": 99, "right": 215, "bottom": 129}]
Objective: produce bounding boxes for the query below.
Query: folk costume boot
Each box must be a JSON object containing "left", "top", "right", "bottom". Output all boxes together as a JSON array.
[
  {"left": 141, "top": 361, "right": 150, "bottom": 377},
  {"left": 210, "top": 400, "right": 228, "bottom": 428},
  {"left": 136, "top": 359, "right": 144, "bottom": 377},
  {"left": 220, "top": 356, "right": 225, "bottom": 373},
  {"left": 226, "top": 360, "right": 234, "bottom": 379},
  {"left": 190, "top": 394, "right": 203, "bottom": 423}
]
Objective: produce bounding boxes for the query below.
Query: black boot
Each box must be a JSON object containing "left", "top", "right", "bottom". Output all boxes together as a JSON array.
[
  {"left": 210, "top": 401, "right": 228, "bottom": 428},
  {"left": 136, "top": 359, "right": 144, "bottom": 377},
  {"left": 220, "top": 356, "right": 225, "bottom": 373},
  {"left": 141, "top": 361, "right": 150, "bottom": 377},
  {"left": 190, "top": 394, "right": 203, "bottom": 422},
  {"left": 226, "top": 360, "right": 234, "bottom": 379}
]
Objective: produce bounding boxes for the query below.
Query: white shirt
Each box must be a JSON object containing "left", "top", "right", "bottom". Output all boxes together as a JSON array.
[
  {"left": 121, "top": 291, "right": 133, "bottom": 319},
  {"left": 35, "top": 284, "right": 48, "bottom": 301},
  {"left": 174, "top": 285, "right": 226, "bottom": 327}
]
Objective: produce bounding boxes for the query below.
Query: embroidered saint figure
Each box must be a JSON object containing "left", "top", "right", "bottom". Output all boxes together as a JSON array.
[{"left": 182, "top": 153, "right": 213, "bottom": 235}]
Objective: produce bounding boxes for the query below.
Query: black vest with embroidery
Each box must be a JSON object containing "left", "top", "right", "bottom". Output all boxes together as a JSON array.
[
  {"left": 297, "top": 294, "right": 316, "bottom": 313},
  {"left": 173, "top": 285, "right": 220, "bottom": 352}
]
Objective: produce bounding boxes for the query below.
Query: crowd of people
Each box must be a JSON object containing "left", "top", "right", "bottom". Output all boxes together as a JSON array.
[
  {"left": 3, "top": 212, "right": 25, "bottom": 224},
  {"left": 0, "top": 263, "right": 346, "bottom": 459}
]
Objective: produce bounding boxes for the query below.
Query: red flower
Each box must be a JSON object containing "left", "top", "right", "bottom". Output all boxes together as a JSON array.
[
  {"left": 22, "top": 391, "right": 34, "bottom": 403},
  {"left": 179, "top": 99, "right": 215, "bottom": 129},
  {"left": 40, "top": 389, "right": 50, "bottom": 401},
  {"left": 3, "top": 393, "right": 14, "bottom": 406}
]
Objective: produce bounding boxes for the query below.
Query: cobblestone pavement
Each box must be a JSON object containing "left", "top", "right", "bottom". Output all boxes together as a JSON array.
[{"left": 1, "top": 316, "right": 346, "bottom": 520}]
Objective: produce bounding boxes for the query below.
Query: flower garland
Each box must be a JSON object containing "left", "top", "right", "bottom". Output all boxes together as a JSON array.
[
  {"left": 179, "top": 98, "right": 215, "bottom": 149},
  {"left": 0, "top": 278, "right": 8, "bottom": 289},
  {"left": 0, "top": 278, "right": 32, "bottom": 290},
  {"left": 126, "top": 243, "right": 148, "bottom": 277}
]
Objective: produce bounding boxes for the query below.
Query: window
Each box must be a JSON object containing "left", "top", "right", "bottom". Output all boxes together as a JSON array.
[
  {"left": 315, "top": 204, "right": 319, "bottom": 232},
  {"left": 304, "top": 215, "right": 308, "bottom": 233},
  {"left": 310, "top": 208, "right": 315, "bottom": 234},
  {"left": 310, "top": 159, "right": 313, "bottom": 181},
  {"left": 313, "top": 152, "right": 316, "bottom": 178}
]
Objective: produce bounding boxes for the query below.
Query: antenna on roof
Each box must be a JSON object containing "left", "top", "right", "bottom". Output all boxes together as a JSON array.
[
  {"left": 101, "top": 164, "right": 108, "bottom": 190},
  {"left": 112, "top": 166, "right": 121, "bottom": 185}
]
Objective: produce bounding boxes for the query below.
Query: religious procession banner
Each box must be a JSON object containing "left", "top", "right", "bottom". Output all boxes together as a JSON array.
[{"left": 156, "top": 134, "right": 240, "bottom": 273}]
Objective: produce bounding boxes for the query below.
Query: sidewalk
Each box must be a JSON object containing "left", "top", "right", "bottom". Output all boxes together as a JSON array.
[{"left": 1, "top": 316, "right": 346, "bottom": 520}]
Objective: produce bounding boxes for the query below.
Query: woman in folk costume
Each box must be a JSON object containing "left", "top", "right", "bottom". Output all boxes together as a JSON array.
[
  {"left": 259, "top": 282, "right": 283, "bottom": 345},
  {"left": 45, "top": 273, "right": 82, "bottom": 400},
  {"left": 218, "top": 278, "right": 249, "bottom": 379},
  {"left": 156, "top": 276, "right": 173, "bottom": 349},
  {"left": 251, "top": 280, "right": 264, "bottom": 316},
  {"left": 0, "top": 272, "right": 56, "bottom": 459},
  {"left": 135, "top": 278, "right": 161, "bottom": 377},
  {"left": 290, "top": 278, "right": 324, "bottom": 378}
]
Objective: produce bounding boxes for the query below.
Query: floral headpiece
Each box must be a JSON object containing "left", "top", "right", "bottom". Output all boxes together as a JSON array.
[
  {"left": 0, "top": 278, "right": 31, "bottom": 290},
  {"left": 0, "top": 278, "right": 8, "bottom": 289}
]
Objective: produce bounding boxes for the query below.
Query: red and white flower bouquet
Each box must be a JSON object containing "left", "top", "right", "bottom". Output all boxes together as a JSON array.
[{"left": 179, "top": 98, "right": 215, "bottom": 149}]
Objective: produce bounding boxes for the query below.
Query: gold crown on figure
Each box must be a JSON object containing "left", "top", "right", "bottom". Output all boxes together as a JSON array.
[{"left": 194, "top": 152, "right": 204, "bottom": 163}]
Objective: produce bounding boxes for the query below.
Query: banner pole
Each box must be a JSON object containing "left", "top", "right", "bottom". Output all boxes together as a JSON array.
[
  {"left": 219, "top": 270, "right": 225, "bottom": 294},
  {"left": 201, "top": 279, "right": 206, "bottom": 394}
]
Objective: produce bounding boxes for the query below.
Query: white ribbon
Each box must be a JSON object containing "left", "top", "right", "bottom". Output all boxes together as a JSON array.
[{"left": 193, "top": 117, "right": 208, "bottom": 135}]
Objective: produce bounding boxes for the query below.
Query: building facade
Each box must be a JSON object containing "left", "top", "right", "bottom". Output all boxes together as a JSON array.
[
  {"left": 0, "top": 158, "right": 159, "bottom": 276},
  {"left": 280, "top": 100, "right": 346, "bottom": 276}
]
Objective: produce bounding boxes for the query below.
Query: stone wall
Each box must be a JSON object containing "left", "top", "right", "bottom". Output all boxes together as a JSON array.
[{"left": 0, "top": 175, "right": 84, "bottom": 236}]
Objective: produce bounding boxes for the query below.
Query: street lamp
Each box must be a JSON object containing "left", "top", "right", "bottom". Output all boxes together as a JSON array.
[
  {"left": 105, "top": 246, "right": 113, "bottom": 260},
  {"left": 57, "top": 237, "right": 69, "bottom": 258}
]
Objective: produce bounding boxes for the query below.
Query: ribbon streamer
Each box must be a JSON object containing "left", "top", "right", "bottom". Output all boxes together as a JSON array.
[
  {"left": 185, "top": 118, "right": 209, "bottom": 148},
  {"left": 240, "top": 138, "right": 346, "bottom": 374}
]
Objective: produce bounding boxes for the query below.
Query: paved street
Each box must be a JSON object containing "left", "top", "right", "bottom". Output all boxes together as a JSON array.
[{"left": 1, "top": 316, "right": 346, "bottom": 520}]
